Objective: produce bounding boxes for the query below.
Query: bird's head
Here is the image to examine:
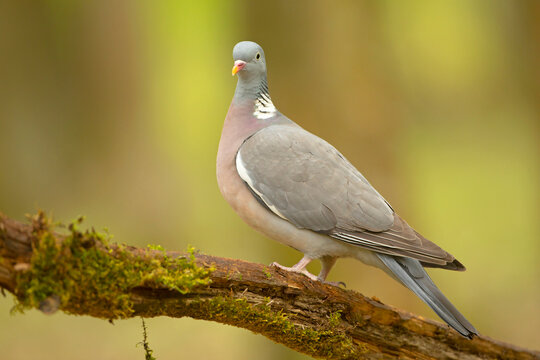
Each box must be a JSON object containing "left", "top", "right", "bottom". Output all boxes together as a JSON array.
[{"left": 232, "top": 41, "right": 267, "bottom": 81}]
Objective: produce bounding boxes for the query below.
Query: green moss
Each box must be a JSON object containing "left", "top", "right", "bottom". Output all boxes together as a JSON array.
[
  {"left": 13, "top": 217, "right": 212, "bottom": 319},
  {"left": 263, "top": 268, "right": 272, "bottom": 279},
  {"left": 327, "top": 311, "right": 342, "bottom": 328},
  {"left": 11, "top": 214, "right": 361, "bottom": 358},
  {"left": 186, "top": 296, "right": 361, "bottom": 359}
]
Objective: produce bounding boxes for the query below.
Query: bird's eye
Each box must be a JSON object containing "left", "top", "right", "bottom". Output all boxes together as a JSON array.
[{"left": 256, "top": 52, "right": 261, "bottom": 60}]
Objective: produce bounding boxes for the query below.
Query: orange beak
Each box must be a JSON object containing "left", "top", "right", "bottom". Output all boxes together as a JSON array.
[{"left": 232, "top": 60, "right": 246, "bottom": 76}]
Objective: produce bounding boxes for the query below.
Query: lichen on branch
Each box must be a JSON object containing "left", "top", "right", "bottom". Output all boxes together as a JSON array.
[
  {"left": 13, "top": 214, "right": 213, "bottom": 319},
  {"left": 183, "top": 296, "right": 359, "bottom": 359}
]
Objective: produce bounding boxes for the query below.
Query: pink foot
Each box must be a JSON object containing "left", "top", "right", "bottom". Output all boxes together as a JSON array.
[
  {"left": 270, "top": 262, "right": 346, "bottom": 287},
  {"left": 270, "top": 262, "right": 319, "bottom": 281}
]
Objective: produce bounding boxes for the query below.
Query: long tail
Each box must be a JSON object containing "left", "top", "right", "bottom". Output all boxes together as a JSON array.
[{"left": 377, "top": 253, "right": 477, "bottom": 338}]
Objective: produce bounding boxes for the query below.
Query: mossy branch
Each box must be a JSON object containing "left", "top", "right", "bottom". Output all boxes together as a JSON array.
[{"left": 0, "top": 212, "right": 538, "bottom": 360}]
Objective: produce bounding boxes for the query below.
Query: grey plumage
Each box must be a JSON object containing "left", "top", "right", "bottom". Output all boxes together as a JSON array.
[
  {"left": 237, "top": 124, "right": 462, "bottom": 268},
  {"left": 218, "top": 40, "right": 477, "bottom": 338}
]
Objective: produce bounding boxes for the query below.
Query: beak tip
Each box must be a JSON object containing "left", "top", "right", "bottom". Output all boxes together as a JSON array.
[{"left": 231, "top": 60, "right": 246, "bottom": 76}]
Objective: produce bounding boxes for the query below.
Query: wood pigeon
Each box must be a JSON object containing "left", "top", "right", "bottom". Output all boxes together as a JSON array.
[{"left": 217, "top": 41, "right": 477, "bottom": 338}]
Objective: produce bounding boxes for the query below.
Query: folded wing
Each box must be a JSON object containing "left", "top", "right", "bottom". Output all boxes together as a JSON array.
[{"left": 236, "top": 124, "right": 463, "bottom": 269}]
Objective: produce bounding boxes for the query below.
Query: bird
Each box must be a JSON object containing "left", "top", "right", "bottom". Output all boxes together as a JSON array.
[{"left": 217, "top": 40, "right": 477, "bottom": 339}]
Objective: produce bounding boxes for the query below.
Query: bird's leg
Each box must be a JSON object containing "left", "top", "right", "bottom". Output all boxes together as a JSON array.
[
  {"left": 317, "top": 256, "right": 337, "bottom": 281},
  {"left": 318, "top": 256, "right": 346, "bottom": 288},
  {"left": 270, "top": 255, "right": 319, "bottom": 281}
]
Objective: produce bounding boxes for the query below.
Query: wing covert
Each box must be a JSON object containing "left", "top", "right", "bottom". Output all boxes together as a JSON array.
[{"left": 236, "top": 124, "right": 394, "bottom": 232}]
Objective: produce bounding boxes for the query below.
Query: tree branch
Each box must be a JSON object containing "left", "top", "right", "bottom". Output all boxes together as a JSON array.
[{"left": 0, "top": 212, "right": 538, "bottom": 360}]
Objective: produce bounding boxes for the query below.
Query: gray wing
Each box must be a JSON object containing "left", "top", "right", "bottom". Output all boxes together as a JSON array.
[{"left": 236, "top": 124, "right": 462, "bottom": 268}]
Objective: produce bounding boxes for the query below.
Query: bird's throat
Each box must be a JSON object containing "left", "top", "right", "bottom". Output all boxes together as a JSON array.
[{"left": 234, "top": 77, "right": 277, "bottom": 120}]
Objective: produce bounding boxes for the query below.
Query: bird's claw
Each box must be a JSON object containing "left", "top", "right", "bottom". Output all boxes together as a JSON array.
[
  {"left": 320, "top": 280, "right": 347, "bottom": 288},
  {"left": 269, "top": 261, "right": 287, "bottom": 269},
  {"left": 269, "top": 262, "right": 319, "bottom": 281}
]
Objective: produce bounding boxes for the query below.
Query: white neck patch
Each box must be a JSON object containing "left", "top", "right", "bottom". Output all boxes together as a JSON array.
[{"left": 254, "top": 91, "right": 276, "bottom": 120}]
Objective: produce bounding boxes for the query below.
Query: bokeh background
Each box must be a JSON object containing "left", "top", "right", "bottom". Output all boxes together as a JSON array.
[{"left": 1, "top": 1, "right": 539, "bottom": 359}]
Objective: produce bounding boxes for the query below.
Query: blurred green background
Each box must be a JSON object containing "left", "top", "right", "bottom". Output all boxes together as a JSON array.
[{"left": 1, "top": 1, "right": 539, "bottom": 359}]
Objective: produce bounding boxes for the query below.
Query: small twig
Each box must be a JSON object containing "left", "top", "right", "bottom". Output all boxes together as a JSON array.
[{"left": 140, "top": 318, "right": 156, "bottom": 360}]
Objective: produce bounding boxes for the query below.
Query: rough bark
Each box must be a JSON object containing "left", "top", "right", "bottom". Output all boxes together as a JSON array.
[{"left": 0, "top": 212, "right": 538, "bottom": 360}]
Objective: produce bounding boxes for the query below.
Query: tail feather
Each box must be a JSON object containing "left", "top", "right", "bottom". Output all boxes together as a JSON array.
[{"left": 377, "top": 253, "right": 477, "bottom": 338}]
